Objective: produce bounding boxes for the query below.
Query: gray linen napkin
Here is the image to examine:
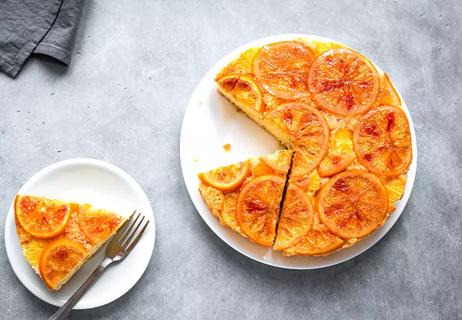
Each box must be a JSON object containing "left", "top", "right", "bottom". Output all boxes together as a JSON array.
[{"left": 0, "top": 0, "right": 85, "bottom": 78}]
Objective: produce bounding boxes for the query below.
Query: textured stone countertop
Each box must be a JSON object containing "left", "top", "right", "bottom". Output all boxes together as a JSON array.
[{"left": 0, "top": 1, "right": 461, "bottom": 319}]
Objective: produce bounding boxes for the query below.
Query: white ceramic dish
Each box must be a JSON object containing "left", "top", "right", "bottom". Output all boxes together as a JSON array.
[
  {"left": 4, "top": 158, "right": 155, "bottom": 309},
  {"left": 180, "top": 34, "right": 417, "bottom": 270}
]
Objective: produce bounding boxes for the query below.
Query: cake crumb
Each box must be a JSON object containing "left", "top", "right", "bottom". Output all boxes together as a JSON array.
[{"left": 223, "top": 143, "right": 231, "bottom": 152}]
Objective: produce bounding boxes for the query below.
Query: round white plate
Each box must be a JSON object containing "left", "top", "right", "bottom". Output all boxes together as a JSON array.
[
  {"left": 180, "top": 34, "right": 417, "bottom": 270},
  {"left": 4, "top": 158, "right": 155, "bottom": 309}
]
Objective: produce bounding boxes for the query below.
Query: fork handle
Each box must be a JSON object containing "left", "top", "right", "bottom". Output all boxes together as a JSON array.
[{"left": 49, "top": 257, "right": 113, "bottom": 320}]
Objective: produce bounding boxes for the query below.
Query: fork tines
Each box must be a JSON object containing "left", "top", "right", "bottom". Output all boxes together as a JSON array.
[{"left": 115, "top": 210, "right": 149, "bottom": 254}]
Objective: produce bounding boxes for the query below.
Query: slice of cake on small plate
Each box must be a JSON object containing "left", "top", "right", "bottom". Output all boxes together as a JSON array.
[{"left": 14, "top": 195, "right": 125, "bottom": 290}]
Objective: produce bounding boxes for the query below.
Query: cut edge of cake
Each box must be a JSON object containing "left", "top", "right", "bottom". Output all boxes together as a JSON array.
[
  {"left": 198, "top": 150, "right": 294, "bottom": 245},
  {"left": 216, "top": 77, "right": 292, "bottom": 148}
]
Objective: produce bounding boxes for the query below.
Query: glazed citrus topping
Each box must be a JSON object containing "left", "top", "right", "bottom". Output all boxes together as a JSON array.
[
  {"left": 260, "top": 150, "right": 292, "bottom": 174},
  {"left": 374, "top": 73, "right": 401, "bottom": 107},
  {"left": 273, "top": 183, "right": 314, "bottom": 251},
  {"left": 384, "top": 175, "right": 407, "bottom": 212},
  {"left": 289, "top": 162, "right": 321, "bottom": 196},
  {"left": 199, "top": 161, "right": 250, "bottom": 192},
  {"left": 216, "top": 47, "right": 260, "bottom": 77},
  {"left": 283, "top": 214, "right": 345, "bottom": 256},
  {"left": 15, "top": 195, "right": 70, "bottom": 239},
  {"left": 252, "top": 151, "right": 292, "bottom": 177},
  {"left": 308, "top": 48, "right": 379, "bottom": 115},
  {"left": 217, "top": 74, "right": 264, "bottom": 113},
  {"left": 271, "top": 103, "right": 329, "bottom": 169},
  {"left": 39, "top": 239, "right": 87, "bottom": 289},
  {"left": 318, "top": 154, "right": 354, "bottom": 178},
  {"left": 78, "top": 208, "right": 121, "bottom": 244},
  {"left": 308, "top": 41, "right": 344, "bottom": 57},
  {"left": 318, "top": 128, "right": 355, "bottom": 177},
  {"left": 237, "top": 175, "right": 285, "bottom": 246},
  {"left": 353, "top": 106, "right": 412, "bottom": 176},
  {"left": 254, "top": 41, "right": 314, "bottom": 100},
  {"left": 289, "top": 153, "right": 321, "bottom": 189},
  {"left": 318, "top": 170, "right": 388, "bottom": 239}
]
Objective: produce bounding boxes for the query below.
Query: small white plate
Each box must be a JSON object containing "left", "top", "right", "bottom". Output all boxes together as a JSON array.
[
  {"left": 4, "top": 158, "right": 155, "bottom": 309},
  {"left": 180, "top": 34, "right": 417, "bottom": 270}
]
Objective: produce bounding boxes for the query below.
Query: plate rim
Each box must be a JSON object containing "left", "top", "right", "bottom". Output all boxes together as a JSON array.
[
  {"left": 180, "top": 33, "right": 417, "bottom": 270},
  {"left": 4, "top": 157, "right": 156, "bottom": 309}
]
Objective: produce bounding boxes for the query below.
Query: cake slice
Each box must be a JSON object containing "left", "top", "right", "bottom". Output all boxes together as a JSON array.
[
  {"left": 272, "top": 153, "right": 350, "bottom": 256},
  {"left": 14, "top": 195, "right": 125, "bottom": 290},
  {"left": 198, "top": 150, "right": 292, "bottom": 246}
]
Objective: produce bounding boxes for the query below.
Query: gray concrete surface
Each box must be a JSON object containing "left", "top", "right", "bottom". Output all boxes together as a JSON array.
[{"left": 0, "top": 0, "right": 461, "bottom": 319}]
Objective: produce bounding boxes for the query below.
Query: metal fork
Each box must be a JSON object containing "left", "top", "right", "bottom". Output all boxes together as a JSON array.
[{"left": 49, "top": 211, "right": 149, "bottom": 320}]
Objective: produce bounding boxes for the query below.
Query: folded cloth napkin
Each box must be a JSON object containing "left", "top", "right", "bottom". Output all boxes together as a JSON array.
[{"left": 0, "top": 0, "right": 85, "bottom": 78}]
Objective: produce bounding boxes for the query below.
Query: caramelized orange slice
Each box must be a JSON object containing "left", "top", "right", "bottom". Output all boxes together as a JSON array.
[
  {"left": 384, "top": 175, "right": 407, "bottom": 212},
  {"left": 271, "top": 103, "right": 329, "bottom": 168},
  {"left": 289, "top": 153, "right": 321, "bottom": 190},
  {"left": 318, "top": 170, "right": 388, "bottom": 239},
  {"left": 290, "top": 161, "right": 321, "bottom": 196},
  {"left": 308, "top": 41, "right": 344, "bottom": 57},
  {"left": 273, "top": 183, "right": 314, "bottom": 250},
  {"left": 319, "top": 128, "right": 355, "bottom": 177},
  {"left": 39, "top": 239, "right": 87, "bottom": 289},
  {"left": 217, "top": 75, "right": 264, "bottom": 113},
  {"left": 284, "top": 226, "right": 345, "bottom": 256},
  {"left": 283, "top": 214, "right": 345, "bottom": 256},
  {"left": 220, "top": 192, "right": 242, "bottom": 234},
  {"left": 374, "top": 73, "right": 401, "bottom": 107},
  {"left": 261, "top": 150, "right": 292, "bottom": 174},
  {"left": 319, "top": 155, "right": 352, "bottom": 178},
  {"left": 251, "top": 160, "right": 274, "bottom": 178},
  {"left": 353, "top": 106, "right": 412, "bottom": 176},
  {"left": 254, "top": 41, "right": 314, "bottom": 100},
  {"left": 199, "top": 161, "right": 250, "bottom": 192},
  {"left": 216, "top": 47, "right": 260, "bottom": 78},
  {"left": 78, "top": 207, "right": 122, "bottom": 244},
  {"left": 15, "top": 195, "right": 70, "bottom": 239},
  {"left": 237, "top": 175, "right": 285, "bottom": 246},
  {"left": 308, "top": 49, "right": 379, "bottom": 115}
]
